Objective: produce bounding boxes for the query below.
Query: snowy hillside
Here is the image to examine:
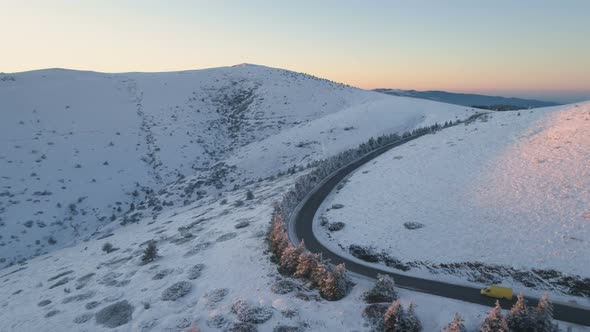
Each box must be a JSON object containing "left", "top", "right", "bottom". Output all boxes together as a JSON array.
[
  {"left": 1, "top": 65, "right": 585, "bottom": 331},
  {"left": 5, "top": 173, "right": 572, "bottom": 332},
  {"left": 0, "top": 65, "right": 475, "bottom": 268},
  {"left": 316, "top": 102, "right": 590, "bottom": 298}
]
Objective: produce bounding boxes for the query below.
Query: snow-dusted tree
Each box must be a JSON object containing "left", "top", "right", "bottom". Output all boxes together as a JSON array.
[
  {"left": 532, "top": 294, "right": 558, "bottom": 332},
  {"left": 401, "top": 301, "right": 422, "bottom": 332},
  {"left": 383, "top": 300, "right": 405, "bottom": 332},
  {"left": 480, "top": 301, "right": 508, "bottom": 332},
  {"left": 246, "top": 189, "right": 254, "bottom": 200},
  {"left": 320, "top": 263, "right": 350, "bottom": 301},
  {"left": 310, "top": 260, "right": 330, "bottom": 289},
  {"left": 279, "top": 241, "right": 304, "bottom": 275},
  {"left": 269, "top": 211, "right": 289, "bottom": 260},
  {"left": 363, "top": 274, "right": 397, "bottom": 303},
  {"left": 443, "top": 313, "right": 466, "bottom": 332},
  {"left": 293, "top": 252, "right": 320, "bottom": 279},
  {"left": 507, "top": 294, "right": 534, "bottom": 332},
  {"left": 141, "top": 240, "right": 158, "bottom": 264}
]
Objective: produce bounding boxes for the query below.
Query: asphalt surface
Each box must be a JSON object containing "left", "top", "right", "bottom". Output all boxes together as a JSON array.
[{"left": 289, "top": 130, "right": 590, "bottom": 326}]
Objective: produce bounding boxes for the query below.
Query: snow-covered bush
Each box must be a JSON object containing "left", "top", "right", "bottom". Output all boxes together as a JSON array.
[
  {"left": 349, "top": 244, "right": 381, "bottom": 263},
  {"left": 161, "top": 281, "right": 192, "bottom": 301},
  {"left": 271, "top": 279, "right": 297, "bottom": 294},
  {"left": 102, "top": 242, "right": 114, "bottom": 253},
  {"left": 95, "top": 300, "right": 134, "bottom": 328},
  {"left": 364, "top": 274, "right": 397, "bottom": 303},
  {"left": 231, "top": 299, "right": 273, "bottom": 324}
]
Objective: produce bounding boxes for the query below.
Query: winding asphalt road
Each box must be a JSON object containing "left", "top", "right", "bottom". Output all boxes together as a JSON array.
[{"left": 288, "top": 129, "right": 590, "bottom": 326}]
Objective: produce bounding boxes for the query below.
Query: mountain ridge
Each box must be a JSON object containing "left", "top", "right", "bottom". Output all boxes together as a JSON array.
[{"left": 374, "top": 88, "right": 560, "bottom": 108}]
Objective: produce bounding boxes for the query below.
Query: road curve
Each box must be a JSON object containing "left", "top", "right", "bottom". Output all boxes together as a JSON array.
[{"left": 288, "top": 129, "right": 590, "bottom": 326}]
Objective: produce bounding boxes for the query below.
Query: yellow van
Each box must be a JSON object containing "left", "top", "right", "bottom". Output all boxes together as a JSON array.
[{"left": 480, "top": 285, "right": 513, "bottom": 300}]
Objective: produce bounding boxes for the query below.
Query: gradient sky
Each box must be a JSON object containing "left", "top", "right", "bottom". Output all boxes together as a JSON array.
[{"left": 2, "top": 0, "right": 589, "bottom": 102}]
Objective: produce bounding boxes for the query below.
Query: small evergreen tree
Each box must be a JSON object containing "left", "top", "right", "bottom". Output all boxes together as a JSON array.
[
  {"left": 533, "top": 294, "right": 557, "bottom": 332},
  {"left": 269, "top": 212, "right": 289, "bottom": 260},
  {"left": 293, "top": 252, "right": 320, "bottom": 279},
  {"left": 279, "top": 241, "right": 304, "bottom": 275},
  {"left": 402, "top": 301, "right": 422, "bottom": 332},
  {"left": 480, "top": 301, "right": 508, "bottom": 332},
  {"left": 142, "top": 240, "right": 158, "bottom": 264},
  {"left": 246, "top": 189, "right": 254, "bottom": 200},
  {"left": 383, "top": 300, "right": 405, "bottom": 332},
  {"left": 320, "top": 263, "right": 350, "bottom": 301},
  {"left": 310, "top": 260, "right": 329, "bottom": 289},
  {"left": 363, "top": 274, "right": 397, "bottom": 303},
  {"left": 507, "top": 294, "right": 534, "bottom": 332},
  {"left": 443, "top": 313, "right": 466, "bottom": 332}
]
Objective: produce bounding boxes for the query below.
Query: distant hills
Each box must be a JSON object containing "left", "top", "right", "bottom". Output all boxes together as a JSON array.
[{"left": 374, "top": 89, "right": 560, "bottom": 109}]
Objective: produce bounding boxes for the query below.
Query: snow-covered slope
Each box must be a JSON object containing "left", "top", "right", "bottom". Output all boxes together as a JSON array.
[
  {"left": 316, "top": 102, "right": 590, "bottom": 296},
  {"left": 0, "top": 65, "right": 475, "bottom": 268},
  {"left": 2, "top": 65, "right": 583, "bottom": 331},
  {"left": 6, "top": 175, "right": 575, "bottom": 332}
]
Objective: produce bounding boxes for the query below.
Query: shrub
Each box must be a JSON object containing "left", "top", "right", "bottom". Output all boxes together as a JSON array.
[
  {"left": 364, "top": 274, "right": 397, "bottom": 303},
  {"left": 187, "top": 264, "right": 205, "bottom": 280},
  {"left": 95, "top": 300, "right": 134, "bottom": 328},
  {"left": 102, "top": 242, "right": 114, "bottom": 253},
  {"left": 141, "top": 241, "right": 158, "bottom": 264},
  {"left": 161, "top": 281, "right": 193, "bottom": 301},
  {"left": 231, "top": 299, "right": 273, "bottom": 324}
]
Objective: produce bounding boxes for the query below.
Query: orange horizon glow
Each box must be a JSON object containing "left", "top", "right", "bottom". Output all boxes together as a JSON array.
[{"left": 2, "top": 1, "right": 589, "bottom": 102}]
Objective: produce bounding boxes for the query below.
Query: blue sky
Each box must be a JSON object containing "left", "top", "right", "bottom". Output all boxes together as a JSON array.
[{"left": 2, "top": 0, "right": 589, "bottom": 102}]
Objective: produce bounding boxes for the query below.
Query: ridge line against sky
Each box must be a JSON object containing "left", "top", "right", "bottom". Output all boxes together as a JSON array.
[{"left": 1, "top": 0, "right": 589, "bottom": 103}]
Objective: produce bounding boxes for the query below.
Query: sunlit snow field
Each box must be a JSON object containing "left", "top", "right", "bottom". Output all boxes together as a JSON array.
[{"left": 317, "top": 103, "right": 590, "bottom": 277}]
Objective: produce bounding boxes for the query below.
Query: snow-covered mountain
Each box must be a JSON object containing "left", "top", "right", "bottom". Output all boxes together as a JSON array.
[
  {"left": 1, "top": 65, "right": 584, "bottom": 331},
  {"left": 0, "top": 65, "right": 475, "bottom": 268},
  {"left": 374, "top": 89, "right": 559, "bottom": 108}
]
